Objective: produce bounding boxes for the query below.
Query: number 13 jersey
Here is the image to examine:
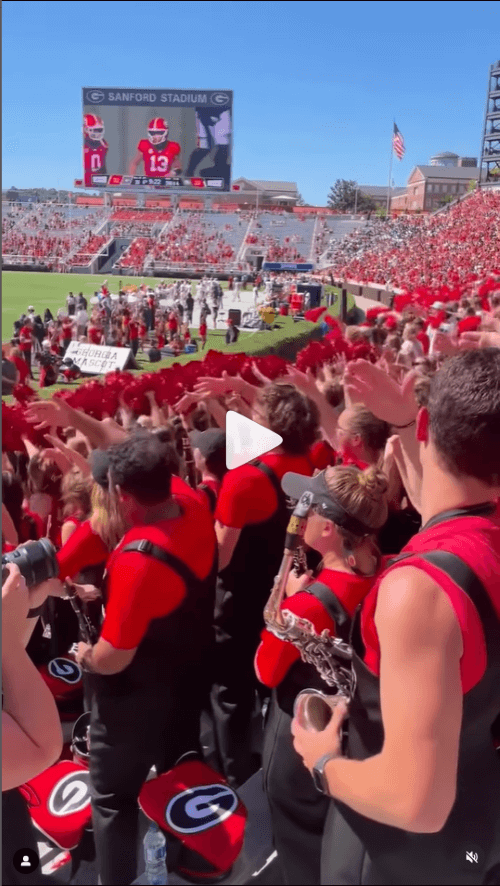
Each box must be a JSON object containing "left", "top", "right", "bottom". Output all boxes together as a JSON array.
[{"left": 137, "top": 139, "right": 181, "bottom": 176}]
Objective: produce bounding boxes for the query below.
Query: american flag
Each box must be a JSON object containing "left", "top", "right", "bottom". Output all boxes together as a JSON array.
[{"left": 392, "top": 123, "right": 405, "bottom": 160}]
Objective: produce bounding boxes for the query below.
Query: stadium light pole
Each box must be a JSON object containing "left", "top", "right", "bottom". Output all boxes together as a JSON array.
[{"left": 354, "top": 185, "right": 358, "bottom": 215}]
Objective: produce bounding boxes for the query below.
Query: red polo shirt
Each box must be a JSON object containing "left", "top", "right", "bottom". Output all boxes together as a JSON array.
[
  {"left": 215, "top": 452, "right": 313, "bottom": 529},
  {"left": 255, "top": 568, "right": 374, "bottom": 687},
  {"left": 100, "top": 489, "right": 216, "bottom": 650}
]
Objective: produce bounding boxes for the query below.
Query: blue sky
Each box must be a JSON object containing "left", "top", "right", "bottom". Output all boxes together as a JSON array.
[{"left": 2, "top": 0, "right": 499, "bottom": 205}]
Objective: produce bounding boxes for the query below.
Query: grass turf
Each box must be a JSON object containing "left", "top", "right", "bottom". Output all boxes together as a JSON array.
[{"left": 2, "top": 271, "right": 348, "bottom": 399}]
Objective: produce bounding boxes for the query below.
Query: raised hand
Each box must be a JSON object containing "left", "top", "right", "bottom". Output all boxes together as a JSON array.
[
  {"left": 193, "top": 371, "right": 235, "bottom": 398},
  {"left": 459, "top": 329, "right": 500, "bottom": 350},
  {"left": 344, "top": 360, "right": 418, "bottom": 427},
  {"left": 173, "top": 391, "right": 204, "bottom": 414},
  {"left": 25, "top": 398, "right": 67, "bottom": 431}
]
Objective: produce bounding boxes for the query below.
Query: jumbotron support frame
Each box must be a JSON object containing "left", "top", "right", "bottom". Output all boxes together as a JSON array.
[{"left": 479, "top": 60, "right": 500, "bottom": 187}]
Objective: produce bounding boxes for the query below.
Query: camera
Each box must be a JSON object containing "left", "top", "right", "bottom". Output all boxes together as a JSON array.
[{"left": 2, "top": 538, "right": 59, "bottom": 589}]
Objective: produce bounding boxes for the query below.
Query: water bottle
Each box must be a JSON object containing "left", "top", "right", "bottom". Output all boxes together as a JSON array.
[{"left": 143, "top": 822, "right": 168, "bottom": 885}]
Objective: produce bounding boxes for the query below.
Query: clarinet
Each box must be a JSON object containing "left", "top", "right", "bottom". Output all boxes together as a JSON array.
[
  {"left": 66, "top": 584, "right": 99, "bottom": 646},
  {"left": 181, "top": 428, "right": 197, "bottom": 488}
]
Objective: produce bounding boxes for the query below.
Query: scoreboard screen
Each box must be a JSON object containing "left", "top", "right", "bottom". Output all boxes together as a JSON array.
[{"left": 82, "top": 88, "right": 232, "bottom": 191}]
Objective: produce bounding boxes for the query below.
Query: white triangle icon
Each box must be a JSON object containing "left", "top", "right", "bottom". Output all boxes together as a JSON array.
[{"left": 226, "top": 411, "right": 283, "bottom": 470}]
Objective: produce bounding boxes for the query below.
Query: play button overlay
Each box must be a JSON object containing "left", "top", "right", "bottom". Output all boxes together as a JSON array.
[{"left": 226, "top": 411, "right": 283, "bottom": 470}]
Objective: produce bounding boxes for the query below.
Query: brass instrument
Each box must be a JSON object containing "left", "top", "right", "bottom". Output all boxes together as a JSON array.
[{"left": 264, "top": 492, "right": 356, "bottom": 728}]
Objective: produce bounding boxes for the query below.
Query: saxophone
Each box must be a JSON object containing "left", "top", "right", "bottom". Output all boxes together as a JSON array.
[{"left": 264, "top": 492, "right": 356, "bottom": 728}]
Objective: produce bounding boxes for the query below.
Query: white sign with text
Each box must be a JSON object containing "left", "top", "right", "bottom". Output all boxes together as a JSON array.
[{"left": 64, "top": 342, "right": 131, "bottom": 374}]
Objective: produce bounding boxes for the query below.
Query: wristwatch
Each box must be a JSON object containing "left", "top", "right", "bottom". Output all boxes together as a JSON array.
[{"left": 312, "top": 752, "right": 338, "bottom": 795}]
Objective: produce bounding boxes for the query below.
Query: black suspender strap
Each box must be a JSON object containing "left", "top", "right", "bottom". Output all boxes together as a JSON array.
[
  {"left": 421, "top": 502, "right": 496, "bottom": 533},
  {"left": 198, "top": 483, "right": 217, "bottom": 514},
  {"left": 304, "top": 581, "right": 350, "bottom": 629},
  {"left": 121, "top": 539, "right": 202, "bottom": 588},
  {"left": 250, "top": 459, "right": 286, "bottom": 504}
]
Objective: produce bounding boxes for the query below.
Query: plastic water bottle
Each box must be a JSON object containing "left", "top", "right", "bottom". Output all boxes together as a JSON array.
[{"left": 143, "top": 823, "right": 168, "bottom": 885}]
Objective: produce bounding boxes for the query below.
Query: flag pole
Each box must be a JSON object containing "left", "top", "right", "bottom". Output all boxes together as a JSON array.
[{"left": 386, "top": 126, "right": 394, "bottom": 217}]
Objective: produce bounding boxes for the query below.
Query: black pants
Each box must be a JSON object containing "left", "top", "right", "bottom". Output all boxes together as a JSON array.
[
  {"left": 22, "top": 349, "right": 32, "bottom": 375},
  {"left": 210, "top": 638, "right": 263, "bottom": 788},
  {"left": 263, "top": 693, "right": 330, "bottom": 885},
  {"left": 90, "top": 681, "right": 202, "bottom": 886},
  {"left": 130, "top": 339, "right": 139, "bottom": 357}
]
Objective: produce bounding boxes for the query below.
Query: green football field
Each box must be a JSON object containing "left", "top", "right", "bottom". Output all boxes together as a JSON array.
[
  {"left": 1, "top": 271, "right": 232, "bottom": 340},
  {"left": 2, "top": 271, "right": 347, "bottom": 399}
]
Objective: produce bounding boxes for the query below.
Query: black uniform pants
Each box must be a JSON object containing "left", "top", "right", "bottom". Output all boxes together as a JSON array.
[
  {"left": 210, "top": 637, "right": 263, "bottom": 789},
  {"left": 90, "top": 681, "right": 202, "bottom": 886},
  {"left": 262, "top": 693, "right": 330, "bottom": 885}
]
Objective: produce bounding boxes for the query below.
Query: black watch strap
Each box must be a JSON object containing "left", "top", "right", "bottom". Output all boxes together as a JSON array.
[{"left": 312, "top": 752, "right": 337, "bottom": 795}]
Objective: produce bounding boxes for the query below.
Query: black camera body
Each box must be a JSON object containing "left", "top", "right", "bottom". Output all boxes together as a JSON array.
[{"left": 2, "top": 538, "right": 59, "bottom": 588}]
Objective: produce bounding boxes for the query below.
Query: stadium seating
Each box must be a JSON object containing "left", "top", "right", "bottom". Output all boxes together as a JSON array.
[
  {"left": 149, "top": 211, "right": 247, "bottom": 271},
  {"left": 321, "top": 190, "right": 500, "bottom": 288},
  {"left": 2, "top": 203, "right": 109, "bottom": 269},
  {"left": 245, "top": 212, "right": 316, "bottom": 262}
]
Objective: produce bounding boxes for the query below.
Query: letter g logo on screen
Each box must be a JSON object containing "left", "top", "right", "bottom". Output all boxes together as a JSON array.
[
  {"left": 86, "top": 90, "right": 105, "bottom": 104},
  {"left": 166, "top": 784, "right": 238, "bottom": 833},
  {"left": 210, "top": 92, "right": 230, "bottom": 106}
]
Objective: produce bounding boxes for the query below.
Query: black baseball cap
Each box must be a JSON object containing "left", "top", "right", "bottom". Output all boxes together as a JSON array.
[
  {"left": 189, "top": 428, "right": 225, "bottom": 458},
  {"left": 281, "top": 469, "right": 372, "bottom": 537},
  {"left": 90, "top": 449, "right": 111, "bottom": 488},
  {"left": 189, "top": 429, "right": 226, "bottom": 475}
]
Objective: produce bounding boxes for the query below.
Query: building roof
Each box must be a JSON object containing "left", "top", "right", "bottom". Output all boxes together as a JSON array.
[
  {"left": 232, "top": 178, "right": 298, "bottom": 193},
  {"left": 430, "top": 151, "right": 459, "bottom": 159},
  {"left": 412, "top": 166, "right": 481, "bottom": 180},
  {"left": 359, "top": 185, "right": 406, "bottom": 197}
]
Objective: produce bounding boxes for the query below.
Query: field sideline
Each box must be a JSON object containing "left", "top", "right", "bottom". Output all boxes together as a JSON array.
[{"left": 2, "top": 272, "right": 348, "bottom": 399}]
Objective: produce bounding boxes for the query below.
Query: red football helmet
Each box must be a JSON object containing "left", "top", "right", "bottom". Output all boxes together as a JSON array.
[
  {"left": 148, "top": 117, "right": 168, "bottom": 145},
  {"left": 84, "top": 113, "right": 105, "bottom": 141}
]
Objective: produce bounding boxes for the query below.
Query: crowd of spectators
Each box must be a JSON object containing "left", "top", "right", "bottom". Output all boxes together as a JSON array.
[
  {"left": 2, "top": 271, "right": 500, "bottom": 883},
  {"left": 150, "top": 214, "right": 237, "bottom": 269},
  {"left": 70, "top": 234, "right": 110, "bottom": 267},
  {"left": 322, "top": 190, "right": 500, "bottom": 290}
]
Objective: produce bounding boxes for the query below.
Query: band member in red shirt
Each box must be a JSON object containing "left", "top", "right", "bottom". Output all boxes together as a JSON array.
[
  {"left": 129, "top": 118, "right": 181, "bottom": 178},
  {"left": 210, "top": 383, "right": 321, "bottom": 786},
  {"left": 256, "top": 465, "right": 388, "bottom": 885},
  {"left": 199, "top": 319, "right": 207, "bottom": 350},
  {"left": 60, "top": 318, "right": 74, "bottom": 354},
  {"left": 19, "top": 319, "right": 34, "bottom": 378},
  {"left": 88, "top": 320, "right": 103, "bottom": 346},
  {"left": 128, "top": 318, "right": 139, "bottom": 357},
  {"left": 74, "top": 433, "right": 217, "bottom": 886},
  {"left": 167, "top": 311, "right": 178, "bottom": 341},
  {"left": 293, "top": 351, "right": 500, "bottom": 886},
  {"left": 138, "top": 318, "right": 148, "bottom": 352},
  {"left": 9, "top": 346, "right": 30, "bottom": 384}
]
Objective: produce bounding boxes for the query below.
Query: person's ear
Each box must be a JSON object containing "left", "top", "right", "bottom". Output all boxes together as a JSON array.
[
  {"left": 416, "top": 407, "right": 429, "bottom": 444},
  {"left": 322, "top": 519, "right": 334, "bottom": 539},
  {"left": 347, "top": 553, "right": 357, "bottom": 570}
]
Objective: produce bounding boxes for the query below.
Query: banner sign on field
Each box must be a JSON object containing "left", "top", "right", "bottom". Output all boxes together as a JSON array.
[
  {"left": 64, "top": 342, "right": 131, "bottom": 374},
  {"left": 262, "top": 263, "right": 314, "bottom": 272}
]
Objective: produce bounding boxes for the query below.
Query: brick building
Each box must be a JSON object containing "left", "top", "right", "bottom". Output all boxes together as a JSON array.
[{"left": 391, "top": 164, "right": 482, "bottom": 213}]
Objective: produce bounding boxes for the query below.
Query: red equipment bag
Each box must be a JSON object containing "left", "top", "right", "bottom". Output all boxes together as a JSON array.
[
  {"left": 37, "top": 654, "right": 84, "bottom": 721},
  {"left": 139, "top": 759, "right": 247, "bottom": 882},
  {"left": 19, "top": 760, "right": 92, "bottom": 850}
]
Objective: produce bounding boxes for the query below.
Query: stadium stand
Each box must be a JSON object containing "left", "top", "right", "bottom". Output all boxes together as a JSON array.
[{"left": 321, "top": 190, "right": 500, "bottom": 288}]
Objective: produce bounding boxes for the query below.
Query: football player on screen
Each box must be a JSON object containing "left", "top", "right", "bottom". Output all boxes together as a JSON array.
[
  {"left": 83, "top": 114, "right": 109, "bottom": 186},
  {"left": 129, "top": 118, "right": 182, "bottom": 178}
]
